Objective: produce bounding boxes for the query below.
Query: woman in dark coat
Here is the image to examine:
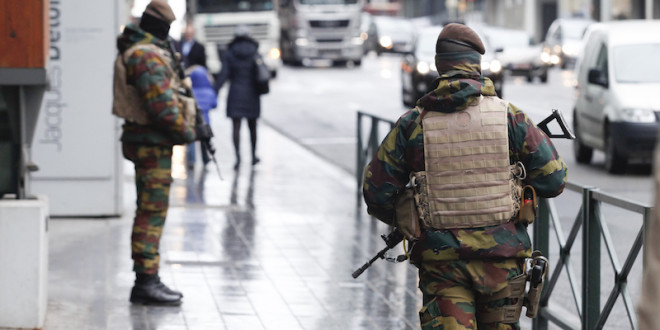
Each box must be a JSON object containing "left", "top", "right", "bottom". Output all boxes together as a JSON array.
[{"left": 215, "top": 26, "right": 262, "bottom": 170}]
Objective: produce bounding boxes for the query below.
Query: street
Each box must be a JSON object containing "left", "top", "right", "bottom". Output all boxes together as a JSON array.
[
  {"left": 251, "top": 52, "right": 651, "bottom": 329},
  {"left": 260, "top": 52, "right": 653, "bottom": 206}
]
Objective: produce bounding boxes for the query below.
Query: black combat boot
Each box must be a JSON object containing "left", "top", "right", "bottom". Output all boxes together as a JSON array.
[
  {"left": 130, "top": 273, "right": 182, "bottom": 306},
  {"left": 153, "top": 273, "right": 183, "bottom": 298}
]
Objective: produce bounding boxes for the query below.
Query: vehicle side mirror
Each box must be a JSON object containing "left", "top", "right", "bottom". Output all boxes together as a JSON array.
[{"left": 587, "top": 68, "right": 608, "bottom": 88}]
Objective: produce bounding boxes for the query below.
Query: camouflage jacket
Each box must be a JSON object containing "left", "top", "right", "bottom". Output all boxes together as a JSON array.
[
  {"left": 362, "top": 52, "right": 568, "bottom": 261},
  {"left": 116, "top": 24, "right": 196, "bottom": 146}
]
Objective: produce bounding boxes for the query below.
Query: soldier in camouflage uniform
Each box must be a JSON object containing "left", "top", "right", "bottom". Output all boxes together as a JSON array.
[
  {"left": 115, "top": 1, "right": 196, "bottom": 305},
  {"left": 362, "top": 23, "right": 568, "bottom": 329}
]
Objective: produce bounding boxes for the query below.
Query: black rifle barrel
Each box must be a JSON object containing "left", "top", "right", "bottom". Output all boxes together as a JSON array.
[
  {"left": 352, "top": 247, "right": 388, "bottom": 279},
  {"left": 352, "top": 230, "right": 404, "bottom": 278}
]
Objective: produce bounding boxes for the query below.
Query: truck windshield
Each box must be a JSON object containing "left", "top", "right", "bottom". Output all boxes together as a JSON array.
[
  {"left": 614, "top": 44, "right": 660, "bottom": 83},
  {"left": 299, "top": 0, "right": 359, "bottom": 4},
  {"left": 196, "top": 0, "right": 274, "bottom": 13}
]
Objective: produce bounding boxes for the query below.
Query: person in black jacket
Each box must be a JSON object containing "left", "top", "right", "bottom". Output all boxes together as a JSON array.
[
  {"left": 175, "top": 24, "right": 207, "bottom": 69},
  {"left": 215, "top": 25, "right": 262, "bottom": 170}
]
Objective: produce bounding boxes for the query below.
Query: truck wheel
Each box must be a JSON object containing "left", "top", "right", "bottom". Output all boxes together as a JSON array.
[
  {"left": 574, "top": 139, "right": 593, "bottom": 164},
  {"left": 402, "top": 88, "right": 413, "bottom": 107},
  {"left": 573, "top": 114, "right": 593, "bottom": 164},
  {"left": 333, "top": 60, "right": 347, "bottom": 67},
  {"left": 605, "top": 129, "right": 626, "bottom": 174}
]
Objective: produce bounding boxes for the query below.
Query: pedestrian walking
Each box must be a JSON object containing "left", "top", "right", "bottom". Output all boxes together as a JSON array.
[
  {"left": 174, "top": 22, "right": 211, "bottom": 169},
  {"left": 362, "top": 23, "right": 568, "bottom": 329},
  {"left": 215, "top": 25, "right": 263, "bottom": 170},
  {"left": 112, "top": 0, "right": 198, "bottom": 306},
  {"left": 185, "top": 64, "right": 217, "bottom": 169},
  {"left": 174, "top": 23, "right": 207, "bottom": 69}
]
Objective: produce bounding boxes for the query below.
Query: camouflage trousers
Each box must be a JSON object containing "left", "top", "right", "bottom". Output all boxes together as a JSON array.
[
  {"left": 417, "top": 258, "right": 524, "bottom": 330},
  {"left": 122, "top": 143, "right": 173, "bottom": 275}
]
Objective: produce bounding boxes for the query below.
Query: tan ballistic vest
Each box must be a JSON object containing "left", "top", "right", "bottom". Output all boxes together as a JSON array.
[
  {"left": 112, "top": 44, "right": 196, "bottom": 127},
  {"left": 419, "top": 96, "right": 515, "bottom": 229}
]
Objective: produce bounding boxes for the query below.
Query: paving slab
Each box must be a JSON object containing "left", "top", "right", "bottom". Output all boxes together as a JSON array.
[{"left": 37, "top": 117, "right": 423, "bottom": 330}]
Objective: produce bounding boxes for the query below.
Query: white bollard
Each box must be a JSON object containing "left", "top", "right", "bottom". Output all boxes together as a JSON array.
[{"left": 0, "top": 196, "right": 49, "bottom": 329}]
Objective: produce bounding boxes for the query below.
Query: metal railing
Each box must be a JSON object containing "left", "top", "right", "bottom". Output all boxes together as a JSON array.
[
  {"left": 355, "top": 111, "right": 653, "bottom": 330},
  {"left": 356, "top": 111, "right": 395, "bottom": 206}
]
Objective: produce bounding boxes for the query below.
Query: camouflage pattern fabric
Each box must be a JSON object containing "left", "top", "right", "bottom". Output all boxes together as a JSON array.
[
  {"left": 122, "top": 144, "right": 173, "bottom": 274},
  {"left": 362, "top": 51, "right": 567, "bottom": 326},
  {"left": 418, "top": 259, "right": 523, "bottom": 330},
  {"left": 422, "top": 52, "right": 496, "bottom": 112},
  {"left": 362, "top": 52, "right": 567, "bottom": 261},
  {"left": 116, "top": 23, "right": 196, "bottom": 146}
]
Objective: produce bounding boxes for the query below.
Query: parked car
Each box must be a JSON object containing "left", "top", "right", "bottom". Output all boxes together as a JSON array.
[
  {"left": 401, "top": 25, "right": 503, "bottom": 107},
  {"left": 366, "top": 15, "right": 415, "bottom": 55},
  {"left": 573, "top": 20, "right": 660, "bottom": 173},
  {"left": 483, "top": 26, "right": 549, "bottom": 83},
  {"left": 542, "top": 18, "right": 594, "bottom": 69}
]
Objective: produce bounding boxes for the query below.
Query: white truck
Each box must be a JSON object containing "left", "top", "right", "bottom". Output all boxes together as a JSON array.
[
  {"left": 277, "top": 0, "right": 364, "bottom": 66},
  {"left": 189, "top": 0, "right": 281, "bottom": 76}
]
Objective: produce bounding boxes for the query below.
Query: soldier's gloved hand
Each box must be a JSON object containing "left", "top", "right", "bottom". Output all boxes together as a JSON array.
[{"left": 195, "top": 124, "right": 213, "bottom": 141}]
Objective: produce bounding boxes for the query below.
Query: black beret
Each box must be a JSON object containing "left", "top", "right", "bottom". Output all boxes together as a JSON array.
[{"left": 436, "top": 23, "right": 485, "bottom": 55}]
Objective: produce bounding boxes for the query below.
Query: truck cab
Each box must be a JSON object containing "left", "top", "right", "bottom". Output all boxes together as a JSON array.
[
  {"left": 278, "top": 0, "right": 364, "bottom": 66},
  {"left": 191, "top": 0, "right": 281, "bottom": 76}
]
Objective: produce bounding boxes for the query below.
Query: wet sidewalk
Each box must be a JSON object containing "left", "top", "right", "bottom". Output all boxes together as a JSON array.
[{"left": 40, "top": 118, "right": 423, "bottom": 330}]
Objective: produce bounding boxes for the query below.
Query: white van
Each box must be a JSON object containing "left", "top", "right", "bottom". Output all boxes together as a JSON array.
[{"left": 573, "top": 20, "right": 660, "bottom": 174}]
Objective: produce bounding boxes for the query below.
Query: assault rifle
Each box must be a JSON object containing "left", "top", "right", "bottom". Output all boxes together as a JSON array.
[
  {"left": 352, "top": 229, "right": 405, "bottom": 278},
  {"left": 353, "top": 109, "right": 574, "bottom": 278},
  {"left": 167, "top": 38, "right": 222, "bottom": 179}
]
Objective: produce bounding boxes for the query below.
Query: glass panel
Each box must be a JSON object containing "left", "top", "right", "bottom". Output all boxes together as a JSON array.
[
  {"left": 416, "top": 30, "right": 440, "bottom": 56},
  {"left": 561, "top": 20, "right": 591, "bottom": 39},
  {"left": 487, "top": 31, "right": 530, "bottom": 49},
  {"left": 196, "top": 0, "right": 274, "bottom": 13},
  {"left": 299, "top": 0, "right": 359, "bottom": 5},
  {"left": 614, "top": 44, "right": 660, "bottom": 83},
  {"left": 595, "top": 44, "right": 608, "bottom": 74}
]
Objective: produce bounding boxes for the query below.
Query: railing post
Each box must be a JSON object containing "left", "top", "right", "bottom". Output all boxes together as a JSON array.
[
  {"left": 357, "top": 112, "right": 363, "bottom": 207},
  {"left": 582, "top": 188, "right": 600, "bottom": 330},
  {"left": 533, "top": 198, "right": 550, "bottom": 330},
  {"left": 642, "top": 207, "right": 652, "bottom": 269},
  {"left": 369, "top": 116, "right": 379, "bottom": 157}
]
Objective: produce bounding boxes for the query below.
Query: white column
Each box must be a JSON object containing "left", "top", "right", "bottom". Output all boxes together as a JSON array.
[
  {"left": 0, "top": 196, "right": 49, "bottom": 329},
  {"left": 524, "top": 0, "right": 536, "bottom": 41},
  {"left": 601, "top": 0, "right": 612, "bottom": 21}
]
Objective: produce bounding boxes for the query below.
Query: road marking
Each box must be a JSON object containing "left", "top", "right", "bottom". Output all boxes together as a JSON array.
[{"left": 300, "top": 137, "right": 357, "bottom": 145}]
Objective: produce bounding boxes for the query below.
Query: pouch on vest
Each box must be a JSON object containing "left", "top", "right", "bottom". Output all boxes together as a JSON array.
[
  {"left": 395, "top": 171, "right": 429, "bottom": 240},
  {"left": 112, "top": 47, "right": 149, "bottom": 124},
  {"left": 176, "top": 76, "right": 197, "bottom": 132},
  {"left": 516, "top": 185, "right": 537, "bottom": 225},
  {"left": 395, "top": 188, "right": 422, "bottom": 241}
]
